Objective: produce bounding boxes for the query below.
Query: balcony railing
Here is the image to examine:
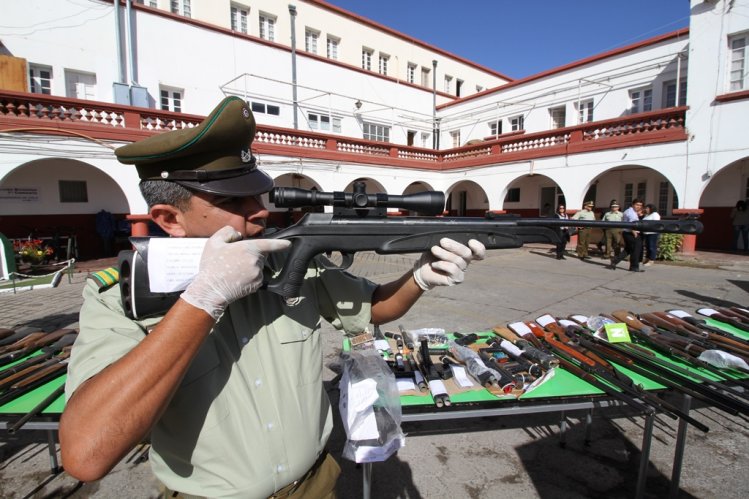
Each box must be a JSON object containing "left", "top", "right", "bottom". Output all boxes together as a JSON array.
[{"left": 0, "top": 89, "right": 687, "bottom": 170}]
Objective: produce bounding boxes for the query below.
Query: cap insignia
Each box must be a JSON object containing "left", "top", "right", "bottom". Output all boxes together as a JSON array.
[
  {"left": 242, "top": 108, "right": 250, "bottom": 119},
  {"left": 241, "top": 149, "right": 253, "bottom": 164}
]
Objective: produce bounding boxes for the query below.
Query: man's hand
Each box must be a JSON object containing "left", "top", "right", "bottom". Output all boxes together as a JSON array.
[
  {"left": 180, "top": 226, "right": 291, "bottom": 319},
  {"left": 413, "top": 238, "right": 486, "bottom": 291}
]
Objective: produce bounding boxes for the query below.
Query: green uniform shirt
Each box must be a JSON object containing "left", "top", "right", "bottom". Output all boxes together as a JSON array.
[
  {"left": 571, "top": 209, "right": 596, "bottom": 221},
  {"left": 65, "top": 258, "right": 378, "bottom": 498},
  {"left": 602, "top": 211, "right": 624, "bottom": 222}
]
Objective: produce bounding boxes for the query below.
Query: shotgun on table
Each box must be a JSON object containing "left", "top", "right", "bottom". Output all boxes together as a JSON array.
[{"left": 117, "top": 183, "right": 704, "bottom": 319}]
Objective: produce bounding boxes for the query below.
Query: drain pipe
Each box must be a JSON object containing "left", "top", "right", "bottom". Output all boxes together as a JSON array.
[
  {"left": 289, "top": 4, "right": 299, "bottom": 129},
  {"left": 432, "top": 59, "right": 438, "bottom": 149},
  {"left": 114, "top": 0, "right": 125, "bottom": 84},
  {"left": 125, "top": 0, "right": 135, "bottom": 84}
]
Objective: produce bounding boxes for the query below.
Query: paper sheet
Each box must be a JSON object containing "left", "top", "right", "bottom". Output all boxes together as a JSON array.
[{"left": 147, "top": 238, "right": 207, "bottom": 293}]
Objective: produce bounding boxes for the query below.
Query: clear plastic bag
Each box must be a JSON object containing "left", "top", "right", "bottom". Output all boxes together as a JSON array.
[{"left": 338, "top": 349, "right": 405, "bottom": 463}]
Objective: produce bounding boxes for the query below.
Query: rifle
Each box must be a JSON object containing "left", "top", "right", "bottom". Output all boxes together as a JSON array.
[
  {"left": 118, "top": 183, "right": 703, "bottom": 318},
  {"left": 7, "top": 382, "right": 65, "bottom": 434},
  {"left": 511, "top": 321, "right": 710, "bottom": 432},
  {"left": 0, "top": 329, "right": 77, "bottom": 368}
]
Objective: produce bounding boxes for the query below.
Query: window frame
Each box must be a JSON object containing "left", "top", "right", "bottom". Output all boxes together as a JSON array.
[
  {"left": 378, "top": 53, "right": 389, "bottom": 75},
  {"left": 510, "top": 115, "right": 524, "bottom": 132},
  {"left": 729, "top": 33, "right": 748, "bottom": 92},
  {"left": 407, "top": 63, "right": 417, "bottom": 84},
  {"left": 308, "top": 112, "right": 341, "bottom": 132},
  {"left": 362, "top": 121, "right": 390, "bottom": 142},
  {"left": 662, "top": 79, "right": 687, "bottom": 108},
  {"left": 326, "top": 36, "right": 339, "bottom": 60},
  {"left": 160, "top": 86, "right": 183, "bottom": 112},
  {"left": 629, "top": 87, "right": 653, "bottom": 114},
  {"left": 170, "top": 0, "right": 191, "bottom": 18},
  {"left": 259, "top": 12, "right": 276, "bottom": 41},
  {"left": 230, "top": 4, "right": 248, "bottom": 34},
  {"left": 305, "top": 28, "right": 319, "bottom": 54},
  {"left": 59, "top": 180, "right": 88, "bottom": 203},
  {"left": 250, "top": 101, "right": 280, "bottom": 116},
  {"left": 361, "top": 48, "right": 373, "bottom": 71},
  {"left": 577, "top": 99, "right": 594, "bottom": 123},
  {"left": 549, "top": 105, "right": 566, "bottom": 129},
  {"left": 29, "top": 64, "right": 52, "bottom": 95}
]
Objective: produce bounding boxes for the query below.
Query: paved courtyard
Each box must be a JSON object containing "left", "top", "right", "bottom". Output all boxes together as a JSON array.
[{"left": 1, "top": 246, "right": 748, "bottom": 498}]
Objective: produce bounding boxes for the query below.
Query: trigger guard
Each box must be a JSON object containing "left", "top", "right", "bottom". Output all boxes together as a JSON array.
[{"left": 319, "top": 252, "right": 354, "bottom": 270}]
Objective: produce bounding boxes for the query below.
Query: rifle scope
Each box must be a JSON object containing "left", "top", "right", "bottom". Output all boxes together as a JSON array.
[{"left": 270, "top": 182, "right": 446, "bottom": 216}]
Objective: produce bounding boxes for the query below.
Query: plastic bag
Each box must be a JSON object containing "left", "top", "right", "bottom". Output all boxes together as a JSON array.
[{"left": 338, "top": 349, "right": 405, "bottom": 463}]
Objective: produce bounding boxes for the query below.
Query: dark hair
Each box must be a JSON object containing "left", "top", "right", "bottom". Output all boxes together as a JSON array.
[
  {"left": 737, "top": 200, "right": 747, "bottom": 211},
  {"left": 139, "top": 180, "right": 193, "bottom": 211},
  {"left": 631, "top": 198, "right": 644, "bottom": 205},
  {"left": 645, "top": 203, "right": 657, "bottom": 213}
]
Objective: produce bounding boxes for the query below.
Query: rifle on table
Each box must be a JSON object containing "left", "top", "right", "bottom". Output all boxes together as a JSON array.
[
  {"left": 7, "top": 382, "right": 65, "bottom": 434},
  {"left": 549, "top": 316, "right": 749, "bottom": 417},
  {"left": 0, "top": 335, "right": 77, "bottom": 387},
  {"left": 118, "top": 182, "right": 703, "bottom": 318},
  {"left": 666, "top": 309, "right": 749, "bottom": 348},
  {"left": 0, "top": 329, "right": 76, "bottom": 368},
  {"left": 0, "top": 350, "right": 70, "bottom": 407},
  {"left": 511, "top": 321, "right": 710, "bottom": 432},
  {"left": 611, "top": 310, "right": 749, "bottom": 383},
  {"left": 697, "top": 308, "right": 749, "bottom": 334}
]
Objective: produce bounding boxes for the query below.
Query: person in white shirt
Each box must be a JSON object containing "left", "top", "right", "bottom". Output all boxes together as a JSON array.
[{"left": 642, "top": 204, "right": 661, "bottom": 266}]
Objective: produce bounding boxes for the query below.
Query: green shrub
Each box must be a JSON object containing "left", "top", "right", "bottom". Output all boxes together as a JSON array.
[{"left": 657, "top": 233, "right": 684, "bottom": 261}]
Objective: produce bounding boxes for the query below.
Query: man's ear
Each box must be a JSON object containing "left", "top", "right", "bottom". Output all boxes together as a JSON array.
[{"left": 150, "top": 204, "right": 186, "bottom": 237}]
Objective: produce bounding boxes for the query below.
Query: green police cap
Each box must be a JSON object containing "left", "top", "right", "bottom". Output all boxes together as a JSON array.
[
  {"left": 115, "top": 96, "right": 273, "bottom": 197},
  {"left": 583, "top": 200, "right": 594, "bottom": 208}
]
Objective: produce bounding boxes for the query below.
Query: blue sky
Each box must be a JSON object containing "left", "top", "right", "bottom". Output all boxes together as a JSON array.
[{"left": 324, "top": 0, "right": 690, "bottom": 79}]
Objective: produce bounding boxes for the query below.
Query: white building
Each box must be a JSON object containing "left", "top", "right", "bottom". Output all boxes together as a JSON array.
[{"left": 0, "top": 0, "right": 747, "bottom": 258}]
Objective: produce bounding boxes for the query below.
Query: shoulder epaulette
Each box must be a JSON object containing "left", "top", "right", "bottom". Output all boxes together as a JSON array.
[{"left": 90, "top": 267, "right": 120, "bottom": 292}]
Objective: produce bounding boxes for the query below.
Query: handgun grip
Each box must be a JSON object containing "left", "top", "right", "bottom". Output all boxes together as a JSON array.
[{"left": 265, "top": 238, "right": 317, "bottom": 298}]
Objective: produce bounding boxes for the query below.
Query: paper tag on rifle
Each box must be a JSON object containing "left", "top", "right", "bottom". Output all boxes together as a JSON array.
[{"left": 604, "top": 323, "right": 631, "bottom": 343}]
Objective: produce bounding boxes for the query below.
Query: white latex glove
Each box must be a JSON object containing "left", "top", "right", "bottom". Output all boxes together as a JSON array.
[
  {"left": 180, "top": 226, "right": 291, "bottom": 320},
  {"left": 413, "top": 237, "right": 486, "bottom": 291}
]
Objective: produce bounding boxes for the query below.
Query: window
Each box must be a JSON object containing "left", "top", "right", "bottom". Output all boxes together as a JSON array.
[
  {"left": 305, "top": 28, "right": 319, "bottom": 53},
  {"left": 231, "top": 4, "right": 248, "bottom": 33},
  {"left": 259, "top": 13, "right": 275, "bottom": 41},
  {"left": 729, "top": 33, "right": 748, "bottom": 91},
  {"left": 421, "top": 66, "right": 430, "bottom": 87},
  {"left": 505, "top": 188, "right": 520, "bottom": 203},
  {"left": 489, "top": 120, "right": 502, "bottom": 136},
  {"left": 361, "top": 48, "right": 373, "bottom": 71},
  {"left": 624, "top": 182, "right": 647, "bottom": 206},
  {"left": 136, "top": 1, "right": 157, "bottom": 7},
  {"left": 476, "top": 85, "right": 484, "bottom": 93},
  {"left": 363, "top": 121, "right": 390, "bottom": 142},
  {"left": 444, "top": 75, "right": 452, "bottom": 93},
  {"left": 421, "top": 132, "right": 430, "bottom": 147},
  {"left": 65, "top": 70, "right": 96, "bottom": 100},
  {"left": 170, "top": 0, "right": 191, "bottom": 17},
  {"left": 658, "top": 181, "right": 670, "bottom": 215},
  {"left": 629, "top": 88, "right": 652, "bottom": 114},
  {"left": 326, "top": 36, "right": 339, "bottom": 60},
  {"left": 663, "top": 80, "right": 687, "bottom": 107},
  {"left": 407, "top": 63, "right": 417, "bottom": 84},
  {"left": 250, "top": 101, "right": 280, "bottom": 116},
  {"left": 29, "top": 64, "right": 52, "bottom": 95},
  {"left": 59, "top": 180, "right": 88, "bottom": 203},
  {"left": 308, "top": 113, "right": 341, "bottom": 132},
  {"left": 160, "top": 87, "right": 183, "bottom": 112},
  {"left": 450, "top": 130, "right": 461, "bottom": 147},
  {"left": 456, "top": 79, "right": 463, "bottom": 97},
  {"left": 549, "top": 105, "right": 566, "bottom": 129},
  {"left": 577, "top": 99, "right": 594, "bottom": 123},
  {"left": 378, "top": 53, "right": 389, "bottom": 75},
  {"left": 510, "top": 115, "right": 524, "bottom": 131}
]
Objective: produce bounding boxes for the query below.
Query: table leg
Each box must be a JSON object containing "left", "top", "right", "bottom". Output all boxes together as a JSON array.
[
  {"left": 669, "top": 394, "right": 692, "bottom": 498},
  {"left": 634, "top": 412, "right": 655, "bottom": 499},
  {"left": 584, "top": 409, "right": 593, "bottom": 446},
  {"left": 559, "top": 410, "right": 567, "bottom": 448},
  {"left": 362, "top": 462, "right": 372, "bottom": 499},
  {"left": 47, "top": 429, "right": 60, "bottom": 474}
]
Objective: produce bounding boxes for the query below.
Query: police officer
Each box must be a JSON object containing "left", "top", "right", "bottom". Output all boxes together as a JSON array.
[
  {"left": 572, "top": 200, "right": 596, "bottom": 259},
  {"left": 60, "top": 97, "right": 486, "bottom": 498}
]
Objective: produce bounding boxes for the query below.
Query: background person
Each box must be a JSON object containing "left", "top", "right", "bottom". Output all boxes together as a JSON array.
[
  {"left": 571, "top": 200, "right": 596, "bottom": 259},
  {"left": 554, "top": 203, "right": 570, "bottom": 260},
  {"left": 642, "top": 203, "right": 660, "bottom": 265},
  {"left": 59, "top": 97, "right": 486, "bottom": 499},
  {"left": 730, "top": 199, "right": 749, "bottom": 252},
  {"left": 610, "top": 198, "right": 644, "bottom": 272},
  {"left": 602, "top": 200, "right": 623, "bottom": 259}
]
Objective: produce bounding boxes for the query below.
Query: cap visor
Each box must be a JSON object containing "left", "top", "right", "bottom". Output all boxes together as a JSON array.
[{"left": 176, "top": 168, "right": 274, "bottom": 197}]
